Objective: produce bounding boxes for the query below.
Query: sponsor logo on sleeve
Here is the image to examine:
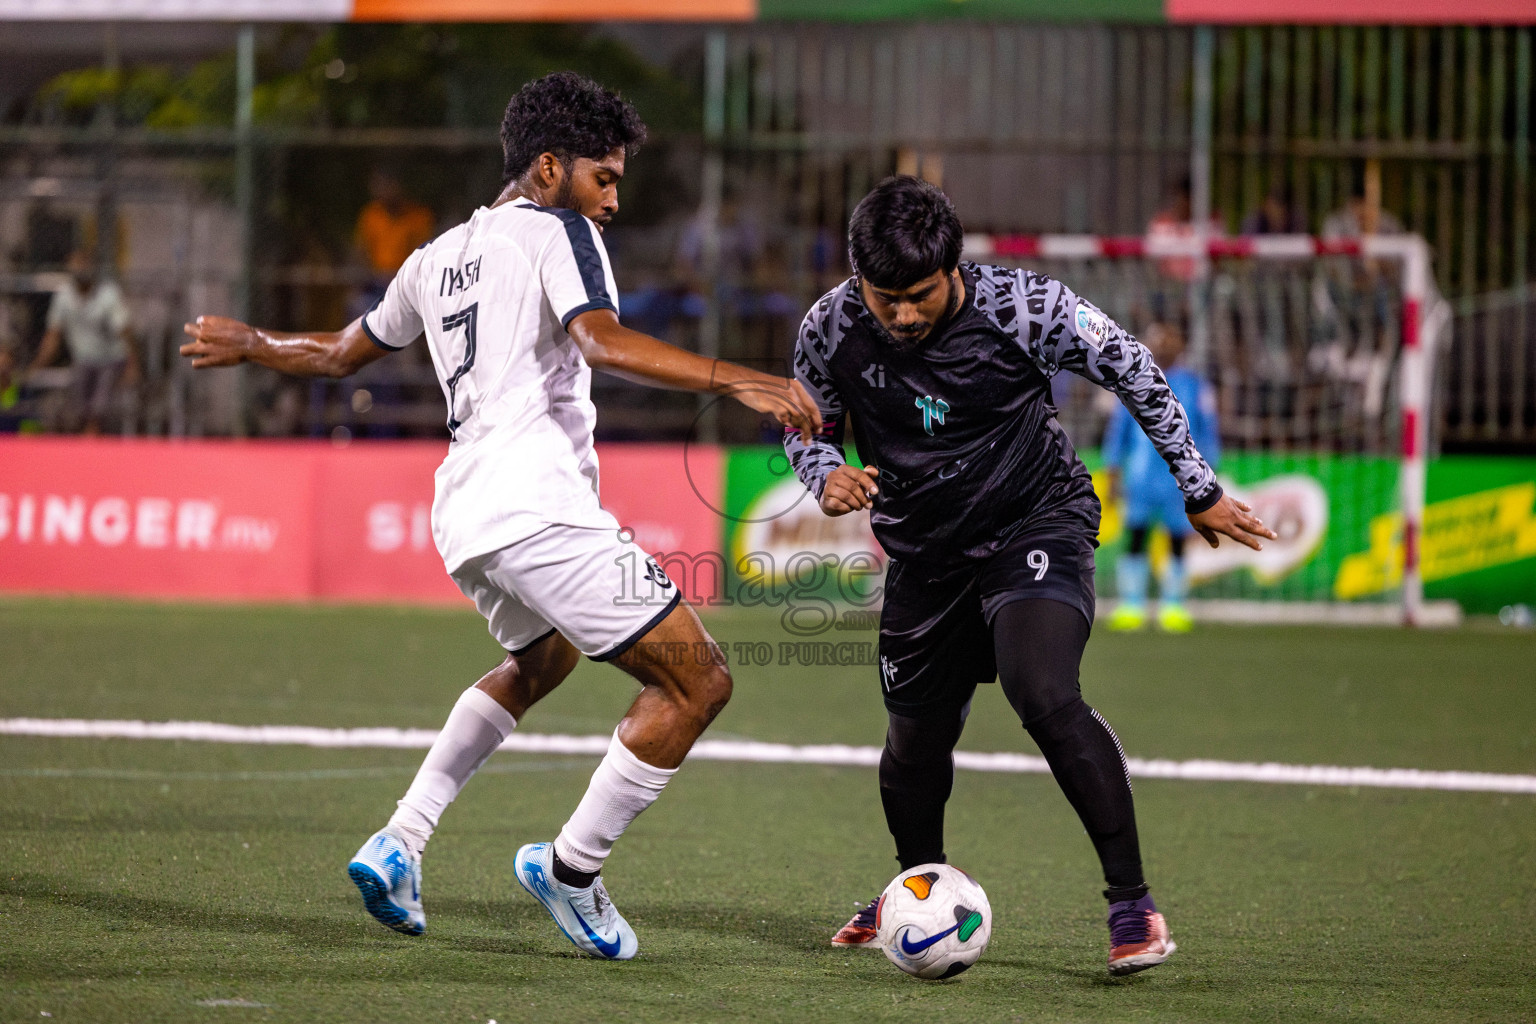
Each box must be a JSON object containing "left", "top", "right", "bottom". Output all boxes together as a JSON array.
[{"left": 1075, "top": 303, "right": 1109, "bottom": 349}]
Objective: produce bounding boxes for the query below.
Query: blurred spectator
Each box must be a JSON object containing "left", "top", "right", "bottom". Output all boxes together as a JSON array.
[
  {"left": 337, "top": 169, "right": 435, "bottom": 438},
  {"left": 1322, "top": 165, "right": 1403, "bottom": 240},
  {"left": 809, "top": 221, "right": 847, "bottom": 294},
  {"left": 674, "top": 194, "right": 765, "bottom": 313},
  {"left": 1315, "top": 164, "right": 1401, "bottom": 414},
  {"left": 26, "top": 248, "right": 139, "bottom": 435},
  {"left": 353, "top": 168, "right": 436, "bottom": 312},
  {"left": 808, "top": 194, "right": 849, "bottom": 294},
  {"left": 616, "top": 265, "right": 688, "bottom": 343},
  {"left": 1241, "top": 182, "right": 1308, "bottom": 370},
  {"left": 1145, "top": 176, "right": 1223, "bottom": 338},
  {"left": 1147, "top": 174, "right": 1223, "bottom": 285},
  {"left": 25, "top": 201, "right": 77, "bottom": 269},
  {"left": 691, "top": 197, "right": 800, "bottom": 379},
  {"left": 1241, "top": 182, "right": 1307, "bottom": 235},
  {"left": 1103, "top": 321, "right": 1219, "bottom": 634}
]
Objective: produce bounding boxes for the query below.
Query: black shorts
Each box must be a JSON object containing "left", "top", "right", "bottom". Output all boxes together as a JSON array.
[{"left": 877, "top": 525, "right": 1096, "bottom": 717}]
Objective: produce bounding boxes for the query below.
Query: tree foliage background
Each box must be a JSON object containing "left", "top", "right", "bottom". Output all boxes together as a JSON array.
[{"left": 30, "top": 24, "right": 701, "bottom": 261}]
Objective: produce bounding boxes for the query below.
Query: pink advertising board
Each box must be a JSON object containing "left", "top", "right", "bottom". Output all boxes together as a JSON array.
[{"left": 0, "top": 437, "right": 723, "bottom": 605}]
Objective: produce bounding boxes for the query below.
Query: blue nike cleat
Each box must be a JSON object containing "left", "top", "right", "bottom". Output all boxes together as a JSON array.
[
  {"left": 347, "top": 828, "right": 425, "bottom": 936},
  {"left": 514, "top": 842, "right": 638, "bottom": 960}
]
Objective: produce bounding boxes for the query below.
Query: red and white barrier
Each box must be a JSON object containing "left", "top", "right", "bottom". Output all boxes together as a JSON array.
[
  {"left": 963, "top": 231, "right": 1387, "bottom": 261},
  {"left": 0, "top": 437, "right": 723, "bottom": 604}
]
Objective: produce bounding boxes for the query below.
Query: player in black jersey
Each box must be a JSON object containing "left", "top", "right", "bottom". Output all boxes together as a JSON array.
[{"left": 784, "top": 177, "right": 1275, "bottom": 975}]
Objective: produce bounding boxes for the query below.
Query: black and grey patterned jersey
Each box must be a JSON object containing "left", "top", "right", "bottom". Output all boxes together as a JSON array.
[{"left": 783, "top": 262, "right": 1222, "bottom": 563}]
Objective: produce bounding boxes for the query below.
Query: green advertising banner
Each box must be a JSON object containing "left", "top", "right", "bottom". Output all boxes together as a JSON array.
[
  {"left": 1385, "top": 457, "right": 1535, "bottom": 615},
  {"left": 1080, "top": 453, "right": 1533, "bottom": 614},
  {"left": 718, "top": 446, "right": 1534, "bottom": 617},
  {"left": 720, "top": 446, "right": 884, "bottom": 634},
  {"left": 1087, "top": 450, "right": 1401, "bottom": 606}
]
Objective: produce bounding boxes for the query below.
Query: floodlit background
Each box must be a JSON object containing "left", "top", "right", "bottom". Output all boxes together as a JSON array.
[
  {"left": 0, "top": 4, "right": 1533, "bottom": 1023},
  {"left": 2, "top": 11, "right": 1533, "bottom": 449}
]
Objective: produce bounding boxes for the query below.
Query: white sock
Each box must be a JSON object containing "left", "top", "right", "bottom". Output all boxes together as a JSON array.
[
  {"left": 554, "top": 729, "right": 677, "bottom": 875},
  {"left": 387, "top": 686, "right": 516, "bottom": 858}
]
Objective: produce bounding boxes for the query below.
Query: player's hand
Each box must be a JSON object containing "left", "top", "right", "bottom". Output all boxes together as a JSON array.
[
  {"left": 1188, "top": 494, "right": 1278, "bottom": 551},
  {"left": 821, "top": 464, "right": 880, "bottom": 517},
  {"left": 180, "top": 315, "right": 257, "bottom": 369},
  {"left": 728, "top": 376, "right": 822, "bottom": 444}
]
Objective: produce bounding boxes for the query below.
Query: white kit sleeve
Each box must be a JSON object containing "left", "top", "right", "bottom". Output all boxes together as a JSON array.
[
  {"left": 532, "top": 209, "right": 620, "bottom": 328},
  {"left": 360, "top": 247, "right": 427, "bottom": 350}
]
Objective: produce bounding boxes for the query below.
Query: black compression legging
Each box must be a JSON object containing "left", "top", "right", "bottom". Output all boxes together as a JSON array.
[{"left": 878, "top": 598, "right": 1147, "bottom": 899}]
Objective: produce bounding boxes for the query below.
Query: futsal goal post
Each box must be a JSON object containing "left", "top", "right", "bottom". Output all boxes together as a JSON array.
[{"left": 962, "top": 231, "right": 1456, "bottom": 627}]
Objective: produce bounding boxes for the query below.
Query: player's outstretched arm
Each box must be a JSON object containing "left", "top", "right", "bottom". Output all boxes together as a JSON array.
[
  {"left": 1188, "top": 494, "right": 1277, "bottom": 551},
  {"left": 566, "top": 308, "right": 820, "bottom": 441},
  {"left": 180, "top": 315, "right": 386, "bottom": 379}
]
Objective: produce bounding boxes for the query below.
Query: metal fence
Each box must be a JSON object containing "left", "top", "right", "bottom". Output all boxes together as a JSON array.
[
  {"left": 0, "top": 21, "right": 1531, "bottom": 447},
  {"left": 973, "top": 250, "right": 1411, "bottom": 459},
  {"left": 1448, "top": 286, "right": 1535, "bottom": 446},
  {"left": 0, "top": 142, "right": 242, "bottom": 436},
  {"left": 710, "top": 21, "right": 1536, "bottom": 448}
]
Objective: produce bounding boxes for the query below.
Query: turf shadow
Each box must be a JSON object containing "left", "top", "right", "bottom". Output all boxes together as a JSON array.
[
  {"left": 617, "top": 902, "right": 830, "bottom": 953},
  {"left": 1, "top": 872, "right": 615, "bottom": 982},
  {"left": 981, "top": 956, "right": 1166, "bottom": 986},
  {"left": 423, "top": 896, "right": 830, "bottom": 959},
  {"left": 425, "top": 895, "right": 542, "bottom": 928},
  {"left": 1, "top": 872, "right": 378, "bottom": 952}
]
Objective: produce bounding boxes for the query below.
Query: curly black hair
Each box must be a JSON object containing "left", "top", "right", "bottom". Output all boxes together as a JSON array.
[
  {"left": 847, "top": 176, "right": 963, "bottom": 289},
  {"left": 500, "top": 72, "right": 648, "bottom": 186}
]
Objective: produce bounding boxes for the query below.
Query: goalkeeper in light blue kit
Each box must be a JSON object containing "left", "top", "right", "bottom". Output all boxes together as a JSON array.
[{"left": 1103, "top": 322, "right": 1220, "bottom": 632}]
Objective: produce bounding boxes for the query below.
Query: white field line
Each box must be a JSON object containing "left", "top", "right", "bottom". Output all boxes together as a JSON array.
[{"left": 2, "top": 717, "right": 1534, "bottom": 795}]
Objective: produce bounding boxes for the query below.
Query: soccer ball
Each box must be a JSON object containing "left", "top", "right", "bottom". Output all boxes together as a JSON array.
[{"left": 875, "top": 863, "right": 992, "bottom": 979}]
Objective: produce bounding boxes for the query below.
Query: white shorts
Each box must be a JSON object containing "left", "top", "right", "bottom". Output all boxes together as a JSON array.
[{"left": 450, "top": 523, "right": 681, "bottom": 660}]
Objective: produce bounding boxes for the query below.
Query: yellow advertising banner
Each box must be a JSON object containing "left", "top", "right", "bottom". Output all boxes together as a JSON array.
[{"left": 1335, "top": 482, "right": 1536, "bottom": 600}]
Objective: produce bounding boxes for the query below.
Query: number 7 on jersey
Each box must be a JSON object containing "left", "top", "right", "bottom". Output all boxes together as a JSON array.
[{"left": 441, "top": 303, "right": 478, "bottom": 440}]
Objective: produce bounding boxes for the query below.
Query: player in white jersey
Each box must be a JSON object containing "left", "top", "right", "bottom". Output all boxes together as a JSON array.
[{"left": 180, "top": 73, "right": 821, "bottom": 960}]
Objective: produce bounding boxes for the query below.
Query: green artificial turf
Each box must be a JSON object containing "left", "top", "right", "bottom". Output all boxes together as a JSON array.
[{"left": 1, "top": 599, "right": 1533, "bottom": 1023}]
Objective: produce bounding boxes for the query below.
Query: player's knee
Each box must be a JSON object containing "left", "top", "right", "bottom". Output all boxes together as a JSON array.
[
  {"left": 885, "top": 710, "right": 961, "bottom": 768},
  {"left": 1000, "top": 660, "right": 1085, "bottom": 725},
  {"left": 696, "top": 663, "right": 733, "bottom": 719},
  {"left": 1020, "top": 693, "right": 1088, "bottom": 736},
  {"left": 475, "top": 654, "right": 523, "bottom": 710}
]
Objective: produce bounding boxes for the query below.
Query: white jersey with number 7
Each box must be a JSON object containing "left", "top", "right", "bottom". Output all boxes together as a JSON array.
[{"left": 361, "top": 197, "right": 623, "bottom": 574}]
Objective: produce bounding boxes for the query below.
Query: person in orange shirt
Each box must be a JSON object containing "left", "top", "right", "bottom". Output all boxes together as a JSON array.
[
  {"left": 355, "top": 168, "right": 436, "bottom": 292},
  {"left": 345, "top": 170, "right": 436, "bottom": 436}
]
